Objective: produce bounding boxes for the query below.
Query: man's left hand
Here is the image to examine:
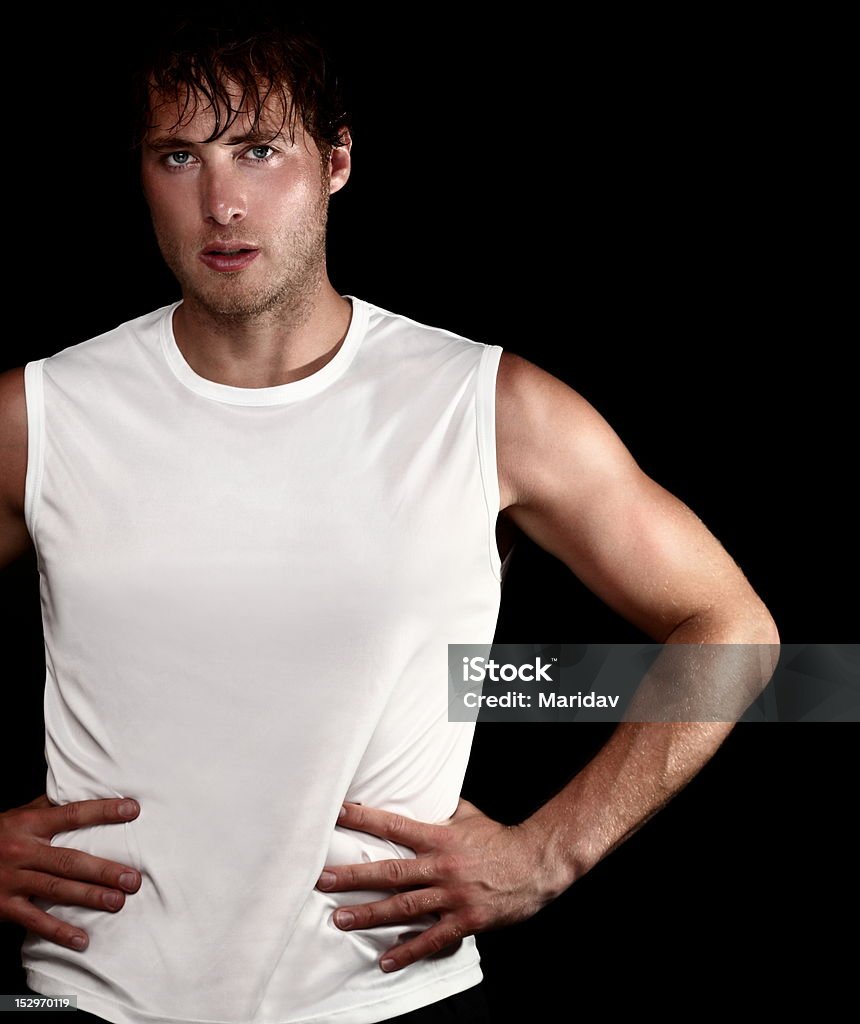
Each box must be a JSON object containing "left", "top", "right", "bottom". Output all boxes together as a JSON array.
[{"left": 315, "top": 798, "right": 568, "bottom": 973}]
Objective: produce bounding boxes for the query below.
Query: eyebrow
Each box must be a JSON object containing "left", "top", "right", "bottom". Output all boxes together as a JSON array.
[{"left": 145, "top": 129, "right": 289, "bottom": 152}]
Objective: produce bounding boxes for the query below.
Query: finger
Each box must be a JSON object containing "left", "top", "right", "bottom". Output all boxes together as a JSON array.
[
  {"left": 379, "top": 917, "right": 468, "bottom": 973},
  {"left": 3, "top": 895, "right": 90, "bottom": 952},
  {"left": 14, "top": 868, "right": 131, "bottom": 914},
  {"left": 27, "top": 797, "right": 140, "bottom": 840},
  {"left": 338, "top": 803, "right": 448, "bottom": 852},
  {"left": 27, "top": 843, "right": 141, "bottom": 894},
  {"left": 317, "top": 857, "right": 436, "bottom": 893},
  {"left": 332, "top": 887, "right": 444, "bottom": 932},
  {"left": 29, "top": 797, "right": 141, "bottom": 840}
]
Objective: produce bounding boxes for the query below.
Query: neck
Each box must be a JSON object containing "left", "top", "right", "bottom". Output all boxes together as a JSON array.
[{"left": 171, "top": 279, "right": 353, "bottom": 389}]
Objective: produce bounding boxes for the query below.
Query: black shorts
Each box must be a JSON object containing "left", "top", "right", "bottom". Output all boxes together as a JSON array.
[{"left": 23, "top": 982, "right": 492, "bottom": 1022}]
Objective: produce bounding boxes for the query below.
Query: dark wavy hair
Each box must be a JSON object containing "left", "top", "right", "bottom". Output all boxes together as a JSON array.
[{"left": 127, "top": 7, "right": 350, "bottom": 165}]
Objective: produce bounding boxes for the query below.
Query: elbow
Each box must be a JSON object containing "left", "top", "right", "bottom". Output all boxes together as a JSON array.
[
  {"left": 747, "top": 605, "right": 781, "bottom": 648},
  {"left": 675, "top": 602, "right": 781, "bottom": 647},
  {"left": 763, "top": 618, "right": 781, "bottom": 647},
  {"left": 730, "top": 606, "right": 782, "bottom": 688},
  {"left": 720, "top": 591, "right": 781, "bottom": 647}
]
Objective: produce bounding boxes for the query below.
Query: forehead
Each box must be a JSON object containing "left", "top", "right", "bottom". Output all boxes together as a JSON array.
[{"left": 145, "top": 77, "right": 295, "bottom": 142}]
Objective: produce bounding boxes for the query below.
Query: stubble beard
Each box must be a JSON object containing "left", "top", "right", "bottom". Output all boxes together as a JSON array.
[{"left": 153, "top": 179, "right": 330, "bottom": 330}]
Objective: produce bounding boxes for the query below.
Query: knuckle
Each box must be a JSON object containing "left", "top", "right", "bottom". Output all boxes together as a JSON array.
[
  {"left": 385, "top": 859, "right": 406, "bottom": 884},
  {"left": 44, "top": 875, "right": 64, "bottom": 900},
  {"left": 435, "top": 853, "right": 464, "bottom": 879},
  {"left": 0, "top": 836, "right": 27, "bottom": 863},
  {"left": 388, "top": 814, "right": 408, "bottom": 838},
  {"left": 426, "top": 929, "right": 450, "bottom": 954},
  {"left": 86, "top": 885, "right": 107, "bottom": 907},
  {"left": 459, "top": 905, "right": 485, "bottom": 932},
  {"left": 54, "top": 849, "right": 78, "bottom": 877},
  {"left": 60, "top": 801, "right": 81, "bottom": 829},
  {"left": 52, "top": 919, "right": 75, "bottom": 944},
  {"left": 99, "top": 862, "right": 119, "bottom": 886},
  {"left": 398, "top": 892, "right": 421, "bottom": 917}
]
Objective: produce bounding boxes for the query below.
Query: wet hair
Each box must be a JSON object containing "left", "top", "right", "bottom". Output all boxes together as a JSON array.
[{"left": 127, "top": 7, "right": 350, "bottom": 164}]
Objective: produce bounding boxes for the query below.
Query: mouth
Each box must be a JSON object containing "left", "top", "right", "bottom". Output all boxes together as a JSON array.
[
  {"left": 203, "top": 247, "right": 258, "bottom": 255},
  {"left": 198, "top": 248, "right": 261, "bottom": 272}
]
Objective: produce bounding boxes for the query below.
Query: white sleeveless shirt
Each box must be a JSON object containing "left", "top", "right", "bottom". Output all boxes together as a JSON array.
[{"left": 20, "top": 296, "right": 507, "bottom": 1024}]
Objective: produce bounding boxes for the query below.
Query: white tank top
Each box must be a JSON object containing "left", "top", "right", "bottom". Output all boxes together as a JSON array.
[{"left": 20, "top": 295, "right": 507, "bottom": 1024}]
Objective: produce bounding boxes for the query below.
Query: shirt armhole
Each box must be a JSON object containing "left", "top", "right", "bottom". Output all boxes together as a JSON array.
[
  {"left": 23, "top": 358, "right": 46, "bottom": 568},
  {"left": 475, "top": 344, "right": 504, "bottom": 583}
]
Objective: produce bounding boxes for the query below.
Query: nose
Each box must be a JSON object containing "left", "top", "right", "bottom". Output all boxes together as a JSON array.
[{"left": 201, "top": 164, "right": 247, "bottom": 225}]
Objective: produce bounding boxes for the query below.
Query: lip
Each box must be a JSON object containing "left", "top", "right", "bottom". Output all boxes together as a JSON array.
[{"left": 198, "top": 246, "right": 260, "bottom": 273}]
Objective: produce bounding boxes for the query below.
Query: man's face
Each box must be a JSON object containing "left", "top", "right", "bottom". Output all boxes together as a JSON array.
[{"left": 140, "top": 80, "right": 344, "bottom": 322}]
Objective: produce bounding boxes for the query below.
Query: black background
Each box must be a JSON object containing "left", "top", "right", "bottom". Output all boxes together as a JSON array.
[{"left": 1, "top": 5, "right": 853, "bottom": 1018}]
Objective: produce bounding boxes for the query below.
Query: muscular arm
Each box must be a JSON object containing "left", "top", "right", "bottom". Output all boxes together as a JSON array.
[
  {"left": 0, "top": 367, "right": 32, "bottom": 569},
  {"left": 495, "top": 350, "right": 780, "bottom": 887}
]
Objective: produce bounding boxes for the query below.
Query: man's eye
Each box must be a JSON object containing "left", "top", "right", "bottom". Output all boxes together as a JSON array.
[
  {"left": 247, "top": 145, "right": 276, "bottom": 161},
  {"left": 165, "top": 152, "right": 193, "bottom": 167}
]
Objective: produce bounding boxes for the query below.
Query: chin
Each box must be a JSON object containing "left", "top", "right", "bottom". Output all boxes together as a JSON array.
[{"left": 189, "top": 280, "right": 291, "bottom": 322}]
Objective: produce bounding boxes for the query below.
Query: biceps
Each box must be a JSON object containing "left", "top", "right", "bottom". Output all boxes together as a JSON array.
[{"left": 507, "top": 466, "right": 754, "bottom": 641}]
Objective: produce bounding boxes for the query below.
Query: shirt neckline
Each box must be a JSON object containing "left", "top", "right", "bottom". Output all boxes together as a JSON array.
[{"left": 159, "top": 295, "right": 369, "bottom": 406}]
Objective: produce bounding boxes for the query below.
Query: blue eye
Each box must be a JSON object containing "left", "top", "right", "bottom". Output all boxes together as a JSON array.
[
  {"left": 165, "top": 152, "right": 192, "bottom": 167},
  {"left": 248, "top": 146, "right": 276, "bottom": 160}
]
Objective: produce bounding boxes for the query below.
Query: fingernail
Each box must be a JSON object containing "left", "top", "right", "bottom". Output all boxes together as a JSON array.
[
  {"left": 381, "top": 958, "right": 397, "bottom": 972},
  {"left": 70, "top": 935, "right": 87, "bottom": 950},
  {"left": 335, "top": 911, "right": 355, "bottom": 928},
  {"left": 338, "top": 806, "right": 347, "bottom": 819},
  {"left": 119, "top": 801, "right": 137, "bottom": 817},
  {"left": 104, "top": 892, "right": 122, "bottom": 910},
  {"left": 119, "top": 872, "right": 138, "bottom": 891},
  {"left": 317, "top": 872, "right": 336, "bottom": 890}
]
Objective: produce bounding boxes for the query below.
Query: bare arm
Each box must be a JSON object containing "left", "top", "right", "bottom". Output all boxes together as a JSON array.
[
  {"left": 0, "top": 367, "right": 33, "bottom": 568},
  {"left": 495, "top": 350, "right": 780, "bottom": 887},
  {"left": 496, "top": 351, "right": 776, "bottom": 642}
]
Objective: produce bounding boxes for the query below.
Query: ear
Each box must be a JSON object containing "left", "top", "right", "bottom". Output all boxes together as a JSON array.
[{"left": 329, "top": 128, "right": 352, "bottom": 195}]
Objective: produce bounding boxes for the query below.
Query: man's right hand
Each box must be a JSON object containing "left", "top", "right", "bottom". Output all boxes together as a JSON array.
[{"left": 0, "top": 793, "right": 141, "bottom": 952}]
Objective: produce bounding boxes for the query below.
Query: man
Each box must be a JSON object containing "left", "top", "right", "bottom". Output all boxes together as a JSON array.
[{"left": 0, "top": 11, "right": 778, "bottom": 1024}]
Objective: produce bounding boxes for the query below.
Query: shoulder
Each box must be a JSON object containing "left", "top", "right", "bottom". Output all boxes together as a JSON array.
[
  {"left": 495, "top": 350, "right": 640, "bottom": 512},
  {"left": 359, "top": 298, "right": 490, "bottom": 368},
  {"left": 45, "top": 304, "right": 173, "bottom": 370}
]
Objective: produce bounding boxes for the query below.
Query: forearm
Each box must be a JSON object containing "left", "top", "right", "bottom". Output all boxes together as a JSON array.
[
  {"left": 518, "top": 616, "right": 779, "bottom": 896},
  {"left": 521, "top": 718, "right": 731, "bottom": 896}
]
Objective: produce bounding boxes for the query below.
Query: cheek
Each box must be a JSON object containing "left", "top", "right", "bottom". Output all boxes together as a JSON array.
[
  {"left": 253, "top": 170, "right": 323, "bottom": 222},
  {"left": 141, "top": 171, "right": 190, "bottom": 225},
  {"left": 146, "top": 188, "right": 194, "bottom": 240}
]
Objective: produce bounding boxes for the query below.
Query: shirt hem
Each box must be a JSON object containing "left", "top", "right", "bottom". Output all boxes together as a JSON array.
[{"left": 25, "top": 961, "right": 484, "bottom": 1024}]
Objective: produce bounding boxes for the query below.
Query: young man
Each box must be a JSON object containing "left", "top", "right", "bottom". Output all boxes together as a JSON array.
[{"left": 0, "top": 12, "right": 779, "bottom": 1024}]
